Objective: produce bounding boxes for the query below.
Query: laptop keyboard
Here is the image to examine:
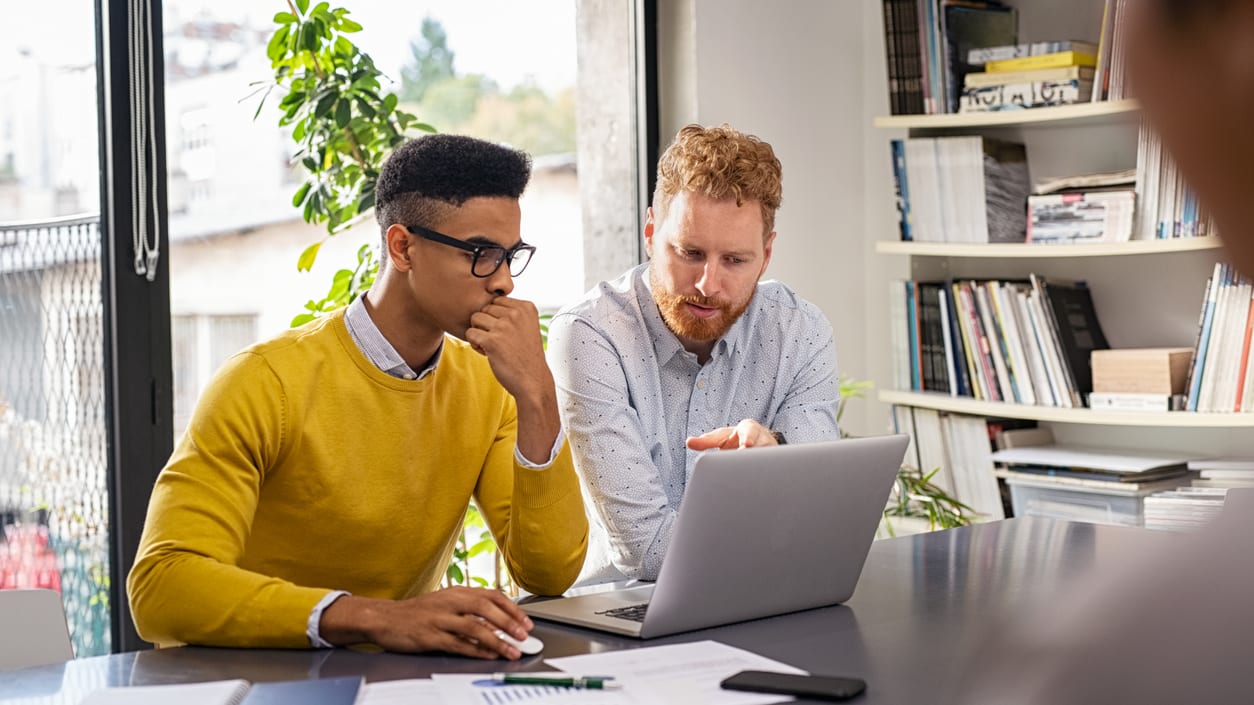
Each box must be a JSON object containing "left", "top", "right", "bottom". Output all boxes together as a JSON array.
[{"left": 596, "top": 603, "right": 649, "bottom": 622}]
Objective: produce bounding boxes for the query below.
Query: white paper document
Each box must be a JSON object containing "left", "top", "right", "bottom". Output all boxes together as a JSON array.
[
  {"left": 546, "top": 640, "right": 806, "bottom": 705},
  {"left": 431, "top": 674, "right": 641, "bottom": 705},
  {"left": 358, "top": 675, "right": 644, "bottom": 705}
]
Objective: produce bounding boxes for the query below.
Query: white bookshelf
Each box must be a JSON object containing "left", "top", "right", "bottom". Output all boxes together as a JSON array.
[
  {"left": 879, "top": 390, "right": 1254, "bottom": 428},
  {"left": 875, "top": 238, "right": 1223, "bottom": 258},
  {"left": 872, "top": 99, "right": 1140, "bottom": 130}
]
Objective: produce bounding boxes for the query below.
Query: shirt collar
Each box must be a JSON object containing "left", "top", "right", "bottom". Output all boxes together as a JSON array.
[{"left": 344, "top": 294, "right": 442, "bottom": 380}]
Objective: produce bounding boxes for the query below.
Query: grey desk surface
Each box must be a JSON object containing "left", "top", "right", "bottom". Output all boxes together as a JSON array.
[{"left": 0, "top": 517, "right": 1161, "bottom": 703}]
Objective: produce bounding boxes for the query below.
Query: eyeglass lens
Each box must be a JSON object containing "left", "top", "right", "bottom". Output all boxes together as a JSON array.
[{"left": 473, "top": 246, "right": 533, "bottom": 277}]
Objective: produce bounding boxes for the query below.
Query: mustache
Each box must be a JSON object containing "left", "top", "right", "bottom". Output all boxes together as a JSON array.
[{"left": 674, "top": 294, "right": 728, "bottom": 308}]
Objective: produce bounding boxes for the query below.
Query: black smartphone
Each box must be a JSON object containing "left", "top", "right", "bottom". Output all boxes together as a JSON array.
[{"left": 721, "top": 670, "right": 867, "bottom": 701}]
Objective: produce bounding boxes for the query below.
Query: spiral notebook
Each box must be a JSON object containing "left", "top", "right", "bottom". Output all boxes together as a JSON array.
[{"left": 79, "top": 675, "right": 363, "bottom": 705}]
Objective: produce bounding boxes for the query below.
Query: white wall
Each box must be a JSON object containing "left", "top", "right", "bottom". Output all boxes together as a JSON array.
[{"left": 657, "top": 0, "right": 884, "bottom": 434}]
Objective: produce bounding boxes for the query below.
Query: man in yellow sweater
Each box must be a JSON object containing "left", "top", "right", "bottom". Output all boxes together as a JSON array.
[{"left": 127, "top": 134, "right": 588, "bottom": 660}]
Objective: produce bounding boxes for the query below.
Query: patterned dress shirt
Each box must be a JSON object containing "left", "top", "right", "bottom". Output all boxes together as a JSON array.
[{"left": 547, "top": 263, "right": 841, "bottom": 583}]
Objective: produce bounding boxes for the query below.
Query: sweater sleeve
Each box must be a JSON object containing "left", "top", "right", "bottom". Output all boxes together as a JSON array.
[
  {"left": 126, "top": 352, "right": 329, "bottom": 648},
  {"left": 474, "top": 395, "right": 588, "bottom": 596}
]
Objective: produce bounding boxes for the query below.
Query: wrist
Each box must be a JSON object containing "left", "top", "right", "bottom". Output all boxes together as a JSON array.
[{"left": 319, "top": 594, "right": 383, "bottom": 646}]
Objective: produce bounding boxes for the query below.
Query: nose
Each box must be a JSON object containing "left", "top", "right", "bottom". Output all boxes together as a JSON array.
[
  {"left": 487, "top": 264, "right": 515, "bottom": 297},
  {"left": 695, "top": 261, "right": 722, "bottom": 298}
]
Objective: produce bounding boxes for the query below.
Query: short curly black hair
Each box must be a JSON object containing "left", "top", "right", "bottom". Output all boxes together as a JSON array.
[
  {"left": 375, "top": 134, "right": 532, "bottom": 233},
  {"left": 371, "top": 136, "right": 529, "bottom": 234}
]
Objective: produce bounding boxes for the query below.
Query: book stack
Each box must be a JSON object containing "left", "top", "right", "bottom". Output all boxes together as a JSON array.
[
  {"left": 1186, "top": 459, "right": 1254, "bottom": 489},
  {"left": 880, "top": 0, "right": 1018, "bottom": 115},
  {"left": 1026, "top": 169, "right": 1137, "bottom": 245},
  {"left": 889, "top": 136, "right": 1029, "bottom": 243},
  {"left": 960, "top": 40, "right": 1098, "bottom": 112},
  {"left": 1027, "top": 190, "right": 1135, "bottom": 244},
  {"left": 889, "top": 275, "right": 1109, "bottom": 408},
  {"left": 992, "top": 445, "right": 1198, "bottom": 527},
  {"left": 1143, "top": 487, "right": 1227, "bottom": 531},
  {"left": 1184, "top": 263, "right": 1254, "bottom": 412},
  {"left": 1136, "top": 126, "right": 1217, "bottom": 240},
  {"left": 1091, "top": 0, "right": 1129, "bottom": 102},
  {"left": 891, "top": 406, "right": 1039, "bottom": 519}
]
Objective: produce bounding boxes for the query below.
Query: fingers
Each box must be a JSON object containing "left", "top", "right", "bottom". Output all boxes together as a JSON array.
[
  {"left": 466, "top": 589, "right": 532, "bottom": 640},
  {"left": 686, "top": 426, "right": 735, "bottom": 450},
  {"left": 437, "top": 613, "right": 520, "bottom": 660},
  {"left": 468, "top": 298, "right": 542, "bottom": 355},
  {"left": 732, "top": 419, "right": 776, "bottom": 448},
  {"left": 686, "top": 421, "right": 777, "bottom": 450},
  {"left": 429, "top": 620, "right": 512, "bottom": 660}
]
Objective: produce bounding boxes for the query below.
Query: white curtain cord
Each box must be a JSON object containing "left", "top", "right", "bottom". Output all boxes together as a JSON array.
[{"left": 127, "top": 0, "right": 161, "bottom": 282}]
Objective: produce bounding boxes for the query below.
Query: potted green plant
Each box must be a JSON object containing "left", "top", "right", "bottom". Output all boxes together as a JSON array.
[{"left": 836, "top": 378, "right": 974, "bottom": 537}]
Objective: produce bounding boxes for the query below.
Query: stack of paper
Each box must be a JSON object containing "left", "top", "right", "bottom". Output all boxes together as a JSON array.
[
  {"left": 991, "top": 445, "right": 1198, "bottom": 493},
  {"left": 356, "top": 641, "right": 807, "bottom": 705},
  {"left": 1144, "top": 487, "right": 1228, "bottom": 531}
]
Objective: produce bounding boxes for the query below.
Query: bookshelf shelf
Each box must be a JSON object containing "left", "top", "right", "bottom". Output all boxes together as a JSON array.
[
  {"left": 879, "top": 390, "right": 1254, "bottom": 428},
  {"left": 872, "top": 99, "right": 1140, "bottom": 130},
  {"left": 874, "top": 238, "right": 1223, "bottom": 258}
]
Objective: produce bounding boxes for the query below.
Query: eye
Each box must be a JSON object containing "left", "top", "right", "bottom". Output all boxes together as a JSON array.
[
  {"left": 725, "top": 256, "right": 747, "bottom": 265},
  {"left": 678, "top": 248, "right": 702, "bottom": 260}
]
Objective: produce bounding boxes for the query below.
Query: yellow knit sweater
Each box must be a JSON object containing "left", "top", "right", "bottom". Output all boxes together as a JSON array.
[{"left": 127, "top": 309, "right": 588, "bottom": 648}]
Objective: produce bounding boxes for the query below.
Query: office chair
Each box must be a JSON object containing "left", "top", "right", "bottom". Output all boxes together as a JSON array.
[{"left": 0, "top": 589, "right": 74, "bottom": 670}]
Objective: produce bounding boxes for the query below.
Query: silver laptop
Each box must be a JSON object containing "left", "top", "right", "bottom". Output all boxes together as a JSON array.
[{"left": 522, "top": 434, "right": 909, "bottom": 638}]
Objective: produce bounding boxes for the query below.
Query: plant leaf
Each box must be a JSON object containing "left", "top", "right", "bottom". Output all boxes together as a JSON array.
[{"left": 297, "top": 241, "right": 323, "bottom": 271}]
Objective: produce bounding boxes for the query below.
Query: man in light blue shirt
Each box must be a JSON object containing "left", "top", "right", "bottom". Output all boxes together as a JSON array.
[{"left": 547, "top": 124, "right": 841, "bottom": 583}]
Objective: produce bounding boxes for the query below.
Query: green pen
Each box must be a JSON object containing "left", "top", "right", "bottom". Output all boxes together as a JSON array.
[{"left": 491, "top": 673, "right": 621, "bottom": 690}]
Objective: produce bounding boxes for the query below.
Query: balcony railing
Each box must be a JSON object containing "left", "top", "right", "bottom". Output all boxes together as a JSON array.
[{"left": 0, "top": 213, "right": 110, "bottom": 657}]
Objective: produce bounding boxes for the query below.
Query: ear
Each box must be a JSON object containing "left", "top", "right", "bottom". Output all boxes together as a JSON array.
[
  {"left": 384, "top": 224, "right": 413, "bottom": 272},
  {"left": 643, "top": 207, "right": 656, "bottom": 255},
  {"left": 759, "top": 231, "right": 777, "bottom": 278}
]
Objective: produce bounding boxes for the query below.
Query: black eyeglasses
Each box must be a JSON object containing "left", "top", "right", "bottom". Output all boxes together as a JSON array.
[{"left": 405, "top": 224, "right": 537, "bottom": 278}]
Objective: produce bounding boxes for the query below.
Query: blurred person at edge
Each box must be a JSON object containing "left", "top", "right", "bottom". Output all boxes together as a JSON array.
[{"left": 952, "top": 2, "right": 1254, "bottom": 704}]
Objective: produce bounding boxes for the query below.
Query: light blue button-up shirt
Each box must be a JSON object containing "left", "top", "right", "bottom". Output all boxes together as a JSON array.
[{"left": 547, "top": 263, "right": 840, "bottom": 583}]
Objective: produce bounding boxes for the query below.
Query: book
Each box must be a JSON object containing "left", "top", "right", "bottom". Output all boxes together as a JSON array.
[
  {"left": 991, "top": 445, "right": 1197, "bottom": 474},
  {"left": 1188, "top": 459, "right": 1254, "bottom": 471},
  {"left": 881, "top": 0, "right": 926, "bottom": 114},
  {"left": 961, "top": 79, "right": 1092, "bottom": 112},
  {"left": 892, "top": 136, "right": 1028, "bottom": 243},
  {"left": 964, "top": 65, "right": 1094, "bottom": 89},
  {"left": 994, "top": 426, "right": 1053, "bottom": 450},
  {"left": 1088, "top": 392, "right": 1186, "bottom": 412},
  {"left": 1027, "top": 191, "right": 1134, "bottom": 244},
  {"left": 968, "top": 39, "right": 1099, "bottom": 65},
  {"left": 981, "top": 139, "right": 1031, "bottom": 243},
  {"left": 1032, "top": 168, "right": 1137, "bottom": 196},
  {"left": 1030, "top": 275, "right": 1110, "bottom": 403},
  {"left": 940, "top": 3, "right": 1017, "bottom": 113},
  {"left": 984, "top": 50, "right": 1098, "bottom": 73},
  {"left": 889, "top": 139, "right": 913, "bottom": 240},
  {"left": 79, "top": 676, "right": 364, "bottom": 705},
  {"left": 1001, "top": 464, "right": 1189, "bottom": 484},
  {"left": 1186, "top": 264, "right": 1223, "bottom": 411},
  {"left": 997, "top": 468, "right": 1191, "bottom": 494}
]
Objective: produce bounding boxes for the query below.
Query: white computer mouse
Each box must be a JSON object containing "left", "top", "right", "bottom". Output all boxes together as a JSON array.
[{"left": 495, "top": 630, "right": 544, "bottom": 655}]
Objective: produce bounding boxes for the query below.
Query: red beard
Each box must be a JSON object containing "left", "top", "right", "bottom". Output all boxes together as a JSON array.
[{"left": 651, "top": 280, "right": 753, "bottom": 343}]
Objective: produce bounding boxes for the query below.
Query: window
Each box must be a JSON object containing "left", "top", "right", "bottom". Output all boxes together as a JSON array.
[
  {"left": 0, "top": 1, "right": 111, "bottom": 656},
  {"left": 172, "top": 314, "right": 258, "bottom": 435}
]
